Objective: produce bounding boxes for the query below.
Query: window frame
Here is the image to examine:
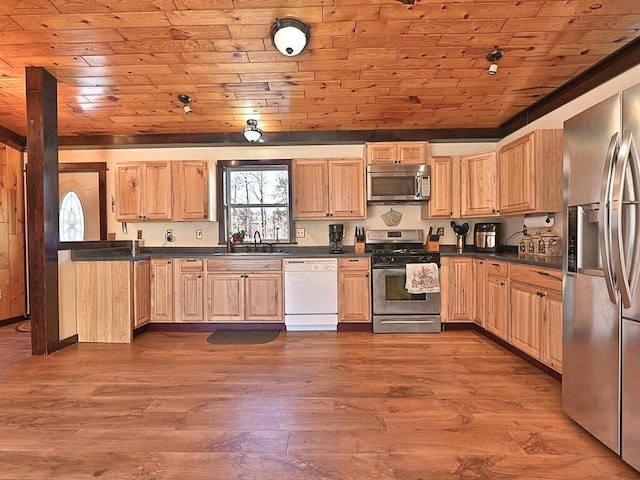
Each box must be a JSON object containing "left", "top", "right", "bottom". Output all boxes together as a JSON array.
[{"left": 216, "top": 159, "right": 295, "bottom": 244}]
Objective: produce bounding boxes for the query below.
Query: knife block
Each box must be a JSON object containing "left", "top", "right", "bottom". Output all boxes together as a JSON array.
[
  {"left": 426, "top": 237, "right": 440, "bottom": 252},
  {"left": 354, "top": 237, "right": 365, "bottom": 254}
]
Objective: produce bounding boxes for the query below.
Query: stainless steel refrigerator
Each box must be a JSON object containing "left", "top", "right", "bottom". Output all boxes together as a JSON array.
[{"left": 564, "top": 82, "right": 640, "bottom": 471}]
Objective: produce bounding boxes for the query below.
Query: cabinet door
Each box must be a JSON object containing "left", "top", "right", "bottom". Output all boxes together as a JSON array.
[
  {"left": 328, "top": 158, "right": 365, "bottom": 219},
  {"left": 498, "top": 134, "right": 535, "bottom": 214},
  {"left": 543, "top": 289, "right": 563, "bottom": 372},
  {"left": 339, "top": 271, "right": 371, "bottom": 322},
  {"left": 366, "top": 143, "right": 397, "bottom": 164},
  {"left": 115, "top": 163, "right": 144, "bottom": 221},
  {"left": 133, "top": 260, "right": 151, "bottom": 328},
  {"left": 510, "top": 281, "right": 543, "bottom": 358},
  {"left": 460, "top": 151, "right": 497, "bottom": 217},
  {"left": 292, "top": 159, "right": 329, "bottom": 218},
  {"left": 474, "top": 259, "right": 486, "bottom": 327},
  {"left": 245, "top": 273, "right": 283, "bottom": 322},
  {"left": 151, "top": 259, "right": 174, "bottom": 322},
  {"left": 449, "top": 257, "right": 474, "bottom": 321},
  {"left": 174, "top": 160, "right": 209, "bottom": 220},
  {"left": 397, "top": 142, "right": 427, "bottom": 164},
  {"left": 427, "top": 156, "right": 455, "bottom": 218},
  {"left": 177, "top": 272, "right": 204, "bottom": 322},
  {"left": 144, "top": 162, "right": 172, "bottom": 220},
  {"left": 206, "top": 273, "right": 244, "bottom": 321},
  {"left": 486, "top": 275, "right": 509, "bottom": 340}
]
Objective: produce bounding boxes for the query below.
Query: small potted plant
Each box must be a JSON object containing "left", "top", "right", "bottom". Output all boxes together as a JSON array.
[{"left": 231, "top": 229, "right": 246, "bottom": 243}]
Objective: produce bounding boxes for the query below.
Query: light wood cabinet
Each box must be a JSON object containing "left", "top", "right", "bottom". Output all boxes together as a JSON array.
[
  {"left": 447, "top": 257, "right": 474, "bottom": 322},
  {"left": 133, "top": 259, "right": 151, "bottom": 328},
  {"left": 498, "top": 130, "right": 563, "bottom": 215},
  {"left": 175, "top": 258, "right": 204, "bottom": 322},
  {"left": 76, "top": 259, "right": 149, "bottom": 343},
  {"left": 366, "top": 142, "right": 428, "bottom": 164},
  {"left": 423, "top": 155, "right": 461, "bottom": 219},
  {"left": 460, "top": 150, "right": 497, "bottom": 217},
  {"left": 338, "top": 257, "right": 371, "bottom": 323},
  {"left": 115, "top": 160, "right": 209, "bottom": 222},
  {"left": 543, "top": 290, "right": 563, "bottom": 372},
  {"left": 292, "top": 158, "right": 365, "bottom": 220},
  {"left": 115, "top": 162, "right": 172, "bottom": 221},
  {"left": 509, "top": 263, "right": 563, "bottom": 372},
  {"left": 172, "top": 160, "right": 209, "bottom": 221},
  {"left": 473, "top": 258, "right": 486, "bottom": 328},
  {"left": 510, "top": 281, "right": 544, "bottom": 358},
  {"left": 486, "top": 261, "right": 509, "bottom": 340},
  {"left": 206, "top": 258, "right": 283, "bottom": 322},
  {"left": 150, "top": 258, "right": 174, "bottom": 322}
]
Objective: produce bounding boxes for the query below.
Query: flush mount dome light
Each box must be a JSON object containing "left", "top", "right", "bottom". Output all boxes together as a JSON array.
[
  {"left": 486, "top": 49, "right": 504, "bottom": 75},
  {"left": 242, "top": 119, "right": 263, "bottom": 143},
  {"left": 270, "top": 18, "right": 310, "bottom": 56}
]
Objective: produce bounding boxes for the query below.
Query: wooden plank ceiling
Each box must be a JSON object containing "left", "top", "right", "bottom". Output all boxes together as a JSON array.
[{"left": 0, "top": 0, "right": 639, "bottom": 143}]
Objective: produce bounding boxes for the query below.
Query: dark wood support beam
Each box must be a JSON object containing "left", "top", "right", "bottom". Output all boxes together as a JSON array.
[{"left": 25, "top": 67, "right": 59, "bottom": 355}]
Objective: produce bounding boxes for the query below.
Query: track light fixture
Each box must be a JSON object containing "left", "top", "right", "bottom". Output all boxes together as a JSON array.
[
  {"left": 242, "top": 119, "right": 263, "bottom": 143},
  {"left": 486, "top": 49, "right": 504, "bottom": 75},
  {"left": 178, "top": 94, "right": 192, "bottom": 115},
  {"left": 270, "top": 18, "right": 310, "bottom": 57}
]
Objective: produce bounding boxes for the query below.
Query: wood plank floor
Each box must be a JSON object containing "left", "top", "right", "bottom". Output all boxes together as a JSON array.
[{"left": 1, "top": 322, "right": 638, "bottom": 480}]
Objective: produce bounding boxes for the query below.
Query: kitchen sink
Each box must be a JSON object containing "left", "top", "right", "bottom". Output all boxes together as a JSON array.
[{"left": 220, "top": 251, "right": 292, "bottom": 256}]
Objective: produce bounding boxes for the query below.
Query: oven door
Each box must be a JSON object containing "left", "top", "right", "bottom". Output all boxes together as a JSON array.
[{"left": 372, "top": 267, "right": 441, "bottom": 315}]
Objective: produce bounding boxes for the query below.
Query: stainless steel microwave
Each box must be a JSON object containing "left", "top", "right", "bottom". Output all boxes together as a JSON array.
[{"left": 366, "top": 164, "right": 431, "bottom": 203}]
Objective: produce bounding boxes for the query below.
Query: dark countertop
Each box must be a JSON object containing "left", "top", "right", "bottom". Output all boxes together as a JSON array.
[
  {"left": 70, "top": 243, "right": 561, "bottom": 269},
  {"left": 439, "top": 245, "right": 562, "bottom": 270}
]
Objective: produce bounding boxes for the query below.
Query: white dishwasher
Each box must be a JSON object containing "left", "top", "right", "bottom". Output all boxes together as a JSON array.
[{"left": 284, "top": 258, "right": 338, "bottom": 331}]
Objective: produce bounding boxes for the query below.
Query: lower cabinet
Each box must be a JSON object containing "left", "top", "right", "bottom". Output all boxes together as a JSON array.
[
  {"left": 485, "top": 261, "right": 509, "bottom": 341},
  {"left": 206, "top": 258, "right": 283, "bottom": 322},
  {"left": 150, "top": 258, "right": 174, "bottom": 322},
  {"left": 446, "top": 257, "right": 474, "bottom": 322},
  {"left": 175, "top": 258, "right": 205, "bottom": 322},
  {"left": 76, "top": 259, "right": 150, "bottom": 343},
  {"left": 509, "top": 263, "right": 563, "bottom": 372},
  {"left": 473, "top": 258, "right": 486, "bottom": 327},
  {"left": 338, "top": 257, "right": 371, "bottom": 323}
]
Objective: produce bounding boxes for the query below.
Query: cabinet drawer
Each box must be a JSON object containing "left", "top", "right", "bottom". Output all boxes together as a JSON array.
[
  {"left": 179, "top": 258, "right": 203, "bottom": 272},
  {"left": 510, "top": 263, "right": 562, "bottom": 292},
  {"left": 207, "top": 258, "right": 282, "bottom": 272},
  {"left": 338, "top": 257, "right": 370, "bottom": 271},
  {"left": 486, "top": 260, "right": 508, "bottom": 278}
]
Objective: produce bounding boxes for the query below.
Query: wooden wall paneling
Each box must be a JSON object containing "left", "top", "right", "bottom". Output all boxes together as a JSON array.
[
  {"left": 8, "top": 233, "right": 25, "bottom": 318},
  {"left": 25, "top": 67, "right": 60, "bottom": 355},
  {"left": 0, "top": 268, "right": 9, "bottom": 319}
]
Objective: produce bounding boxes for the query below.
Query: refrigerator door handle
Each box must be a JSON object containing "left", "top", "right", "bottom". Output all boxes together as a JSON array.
[
  {"left": 611, "top": 130, "right": 640, "bottom": 308},
  {"left": 599, "top": 132, "right": 619, "bottom": 304}
]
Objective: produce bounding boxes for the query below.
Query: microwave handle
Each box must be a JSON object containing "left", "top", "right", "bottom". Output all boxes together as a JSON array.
[{"left": 415, "top": 174, "right": 421, "bottom": 198}]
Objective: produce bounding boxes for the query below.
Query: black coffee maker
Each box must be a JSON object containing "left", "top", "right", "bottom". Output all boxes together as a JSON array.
[{"left": 329, "top": 224, "right": 344, "bottom": 253}]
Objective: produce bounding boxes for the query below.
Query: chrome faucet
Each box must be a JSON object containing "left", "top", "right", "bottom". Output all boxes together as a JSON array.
[{"left": 254, "top": 231, "right": 262, "bottom": 250}]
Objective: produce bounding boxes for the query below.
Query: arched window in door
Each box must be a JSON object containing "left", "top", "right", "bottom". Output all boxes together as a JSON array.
[{"left": 59, "top": 190, "right": 85, "bottom": 241}]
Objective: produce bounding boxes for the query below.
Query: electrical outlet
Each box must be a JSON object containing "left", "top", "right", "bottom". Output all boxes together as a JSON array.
[
  {"left": 165, "top": 229, "right": 174, "bottom": 243},
  {"left": 196, "top": 229, "right": 203, "bottom": 240},
  {"left": 296, "top": 227, "right": 305, "bottom": 238}
]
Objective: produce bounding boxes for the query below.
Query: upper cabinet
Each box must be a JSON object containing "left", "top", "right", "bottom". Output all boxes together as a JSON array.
[
  {"left": 293, "top": 158, "right": 365, "bottom": 220},
  {"left": 425, "top": 155, "right": 460, "bottom": 218},
  {"left": 498, "top": 129, "right": 563, "bottom": 215},
  {"left": 115, "top": 160, "right": 209, "bottom": 222},
  {"left": 460, "top": 150, "right": 497, "bottom": 217},
  {"left": 172, "top": 160, "right": 209, "bottom": 221},
  {"left": 366, "top": 142, "right": 428, "bottom": 164}
]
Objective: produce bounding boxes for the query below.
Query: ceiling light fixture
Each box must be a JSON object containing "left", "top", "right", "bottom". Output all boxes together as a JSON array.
[
  {"left": 178, "top": 94, "right": 192, "bottom": 115},
  {"left": 242, "top": 119, "right": 263, "bottom": 143},
  {"left": 270, "top": 18, "right": 310, "bottom": 57},
  {"left": 486, "top": 49, "right": 504, "bottom": 75}
]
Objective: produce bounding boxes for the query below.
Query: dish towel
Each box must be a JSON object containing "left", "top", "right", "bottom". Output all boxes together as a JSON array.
[{"left": 405, "top": 263, "right": 440, "bottom": 294}]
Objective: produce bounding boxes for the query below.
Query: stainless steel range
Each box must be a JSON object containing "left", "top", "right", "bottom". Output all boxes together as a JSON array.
[{"left": 367, "top": 229, "right": 441, "bottom": 333}]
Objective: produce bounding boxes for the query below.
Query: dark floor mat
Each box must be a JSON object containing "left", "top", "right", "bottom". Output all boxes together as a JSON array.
[{"left": 206, "top": 329, "right": 280, "bottom": 345}]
